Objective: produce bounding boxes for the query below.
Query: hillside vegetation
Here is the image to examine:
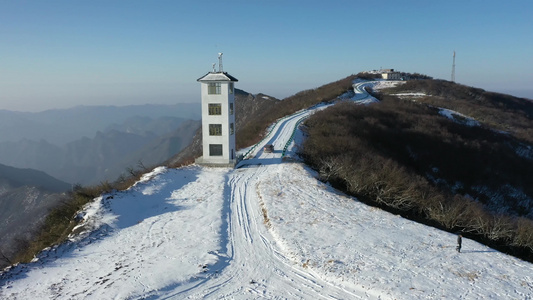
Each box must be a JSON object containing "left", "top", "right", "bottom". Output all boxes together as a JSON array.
[
  {"left": 384, "top": 80, "right": 533, "bottom": 143},
  {"left": 300, "top": 81, "right": 533, "bottom": 262},
  {"left": 236, "top": 75, "right": 357, "bottom": 149}
]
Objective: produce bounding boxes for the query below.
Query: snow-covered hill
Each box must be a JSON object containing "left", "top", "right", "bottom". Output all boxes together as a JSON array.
[{"left": 1, "top": 82, "right": 532, "bottom": 299}]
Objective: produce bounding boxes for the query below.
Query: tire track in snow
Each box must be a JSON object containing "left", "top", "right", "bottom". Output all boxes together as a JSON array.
[{"left": 171, "top": 107, "right": 363, "bottom": 299}]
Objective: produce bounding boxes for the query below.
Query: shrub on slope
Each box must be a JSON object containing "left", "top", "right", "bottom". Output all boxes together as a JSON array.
[
  {"left": 235, "top": 75, "right": 357, "bottom": 149},
  {"left": 10, "top": 168, "right": 147, "bottom": 266},
  {"left": 300, "top": 96, "right": 533, "bottom": 262},
  {"left": 383, "top": 79, "right": 533, "bottom": 144}
]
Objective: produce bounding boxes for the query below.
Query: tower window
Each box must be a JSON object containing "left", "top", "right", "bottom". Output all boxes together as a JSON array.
[
  {"left": 208, "top": 82, "right": 221, "bottom": 94},
  {"left": 208, "top": 103, "right": 222, "bottom": 115},
  {"left": 229, "top": 83, "right": 234, "bottom": 94},
  {"left": 209, "top": 124, "right": 222, "bottom": 136},
  {"left": 209, "top": 144, "right": 223, "bottom": 156},
  {"left": 230, "top": 123, "right": 234, "bottom": 135},
  {"left": 229, "top": 103, "right": 234, "bottom": 115}
]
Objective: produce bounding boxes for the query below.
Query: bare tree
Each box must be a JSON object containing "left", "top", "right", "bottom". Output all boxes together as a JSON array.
[
  {"left": 137, "top": 159, "right": 149, "bottom": 172},
  {"left": 486, "top": 215, "right": 514, "bottom": 241},
  {"left": 0, "top": 249, "right": 12, "bottom": 265},
  {"left": 513, "top": 218, "right": 533, "bottom": 251}
]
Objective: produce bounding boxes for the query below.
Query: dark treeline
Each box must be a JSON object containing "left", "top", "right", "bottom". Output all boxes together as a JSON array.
[{"left": 299, "top": 94, "right": 533, "bottom": 262}]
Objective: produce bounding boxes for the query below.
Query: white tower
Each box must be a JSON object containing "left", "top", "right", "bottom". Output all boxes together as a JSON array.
[{"left": 196, "top": 53, "right": 239, "bottom": 167}]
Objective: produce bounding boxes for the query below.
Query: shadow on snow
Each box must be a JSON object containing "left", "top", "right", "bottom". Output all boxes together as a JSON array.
[{"left": 0, "top": 167, "right": 201, "bottom": 286}]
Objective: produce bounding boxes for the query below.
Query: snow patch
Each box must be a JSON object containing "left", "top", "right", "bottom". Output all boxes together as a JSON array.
[
  {"left": 392, "top": 92, "right": 427, "bottom": 97},
  {"left": 372, "top": 80, "right": 404, "bottom": 90},
  {"left": 516, "top": 144, "right": 533, "bottom": 160},
  {"left": 439, "top": 108, "right": 480, "bottom": 127},
  {"left": 473, "top": 184, "right": 533, "bottom": 217}
]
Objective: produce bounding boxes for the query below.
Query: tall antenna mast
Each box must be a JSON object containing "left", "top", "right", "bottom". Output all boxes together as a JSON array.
[
  {"left": 451, "top": 50, "right": 456, "bottom": 82},
  {"left": 218, "top": 53, "right": 223, "bottom": 72}
]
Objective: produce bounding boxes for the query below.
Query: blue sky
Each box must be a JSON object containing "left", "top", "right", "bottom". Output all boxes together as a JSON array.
[{"left": 1, "top": 0, "right": 532, "bottom": 111}]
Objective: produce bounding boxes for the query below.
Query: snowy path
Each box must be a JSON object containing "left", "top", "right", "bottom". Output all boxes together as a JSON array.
[
  {"left": 175, "top": 166, "right": 359, "bottom": 299},
  {"left": 350, "top": 81, "right": 379, "bottom": 104},
  {"left": 169, "top": 108, "right": 364, "bottom": 299}
]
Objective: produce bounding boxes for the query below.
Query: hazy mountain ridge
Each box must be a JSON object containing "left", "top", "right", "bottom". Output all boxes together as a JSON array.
[
  {"left": 0, "top": 103, "right": 201, "bottom": 145},
  {"left": 0, "top": 163, "right": 70, "bottom": 192},
  {"left": 105, "top": 115, "right": 189, "bottom": 136},
  {"left": 0, "top": 164, "right": 69, "bottom": 268},
  {"left": 0, "top": 106, "right": 202, "bottom": 185},
  {"left": 102, "top": 119, "right": 201, "bottom": 182}
]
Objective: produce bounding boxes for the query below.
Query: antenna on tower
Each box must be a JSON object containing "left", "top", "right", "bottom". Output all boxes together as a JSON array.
[
  {"left": 451, "top": 51, "right": 456, "bottom": 82},
  {"left": 218, "top": 53, "right": 223, "bottom": 72}
]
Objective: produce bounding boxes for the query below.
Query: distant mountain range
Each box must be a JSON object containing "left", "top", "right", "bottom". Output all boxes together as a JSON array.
[
  {"left": 0, "top": 104, "right": 201, "bottom": 185},
  {"left": 0, "top": 103, "right": 201, "bottom": 145},
  {"left": 0, "top": 163, "right": 70, "bottom": 267},
  {"left": 0, "top": 164, "right": 70, "bottom": 192}
]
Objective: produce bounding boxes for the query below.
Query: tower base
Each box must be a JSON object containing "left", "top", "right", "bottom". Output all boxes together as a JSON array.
[{"left": 195, "top": 156, "right": 238, "bottom": 168}]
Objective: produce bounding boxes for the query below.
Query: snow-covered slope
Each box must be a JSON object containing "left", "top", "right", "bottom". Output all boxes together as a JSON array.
[{"left": 1, "top": 84, "right": 532, "bottom": 299}]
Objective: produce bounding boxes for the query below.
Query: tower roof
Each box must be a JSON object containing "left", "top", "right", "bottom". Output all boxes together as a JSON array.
[{"left": 197, "top": 72, "right": 238, "bottom": 82}]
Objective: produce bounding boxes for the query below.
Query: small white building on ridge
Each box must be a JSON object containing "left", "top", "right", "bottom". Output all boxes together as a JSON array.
[
  {"left": 381, "top": 69, "right": 401, "bottom": 80},
  {"left": 195, "top": 54, "right": 239, "bottom": 167}
]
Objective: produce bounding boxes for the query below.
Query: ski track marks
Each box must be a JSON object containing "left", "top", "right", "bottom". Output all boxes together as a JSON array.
[{"left": 171, "top": 109, "right": 361, "bottom": 299}]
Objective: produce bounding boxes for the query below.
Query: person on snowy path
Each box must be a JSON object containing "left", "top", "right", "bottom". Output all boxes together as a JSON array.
[{"left": 456, "top": 234, "right": 462, "bottom": 253}]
